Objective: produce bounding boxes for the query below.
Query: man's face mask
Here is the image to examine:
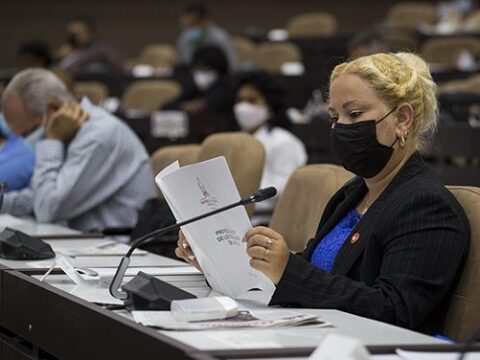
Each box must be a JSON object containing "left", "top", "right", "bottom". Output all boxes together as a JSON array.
[
  {"left": 66, "top": 33, "right": 81, "bottom": 48},
  {"left": 192, "top": 70, "right": 218, "bottom": 91},
  {"left": 330, "top": 107, "right": 399, "bottom": 178}
]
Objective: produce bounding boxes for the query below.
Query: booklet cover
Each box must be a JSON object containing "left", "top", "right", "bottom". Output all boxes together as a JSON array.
[{"left": 155, "top": 156, "right": 274, "bottom": 300}]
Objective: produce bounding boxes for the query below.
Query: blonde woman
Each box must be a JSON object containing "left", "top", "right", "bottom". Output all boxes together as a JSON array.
[{"left": 177, "top": 53, "right": 470, "bottom": 334}]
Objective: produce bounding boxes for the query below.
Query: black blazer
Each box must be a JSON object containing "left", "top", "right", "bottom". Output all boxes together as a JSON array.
[{"left": 270, "top": 153, "right": 470, "bottom": 335}]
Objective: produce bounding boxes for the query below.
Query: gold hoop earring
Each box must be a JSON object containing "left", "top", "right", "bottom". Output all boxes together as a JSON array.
[{"left": 400, "top": 130, "right": 408, "bottom": 148}]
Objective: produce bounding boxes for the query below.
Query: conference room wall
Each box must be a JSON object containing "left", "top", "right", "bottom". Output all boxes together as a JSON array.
[{"left": 0, "top": 0, "right": 437, "bottom": 68}]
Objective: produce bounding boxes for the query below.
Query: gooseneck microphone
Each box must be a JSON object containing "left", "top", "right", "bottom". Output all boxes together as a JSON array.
[{"left": 109, "top": 187, "right": 277, "bottom": 300}]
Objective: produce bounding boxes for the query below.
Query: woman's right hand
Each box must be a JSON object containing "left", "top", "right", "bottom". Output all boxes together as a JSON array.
[{"left": 175, "top": 230, "right": 202, "bottom": 272}]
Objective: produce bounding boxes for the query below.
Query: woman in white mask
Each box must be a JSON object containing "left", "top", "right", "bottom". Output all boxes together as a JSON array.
[{"left": 234, "top": 71, "right": 307, "bottom": 225}]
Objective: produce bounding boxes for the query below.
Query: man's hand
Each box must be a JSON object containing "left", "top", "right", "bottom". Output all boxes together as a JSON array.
[{"left": 45, "top": 98, "right": 88, "bottom": 142}]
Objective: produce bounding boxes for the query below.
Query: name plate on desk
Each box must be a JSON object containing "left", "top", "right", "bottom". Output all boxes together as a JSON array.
[{"left": 151, "top": 111, "right": 189, "bottom": 139}]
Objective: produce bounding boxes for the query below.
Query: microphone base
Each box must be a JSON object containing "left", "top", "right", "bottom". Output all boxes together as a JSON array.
[
  {"left": 122, "top": 272, "right": 196, "bottom": 310},
  {"left": 0, "top": 227, "right": 55, "bottom": 260}
]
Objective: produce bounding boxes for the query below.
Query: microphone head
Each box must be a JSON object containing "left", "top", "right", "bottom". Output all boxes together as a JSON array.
[{"left": 243, "top": 187, "right": 277, "bottom": 204}]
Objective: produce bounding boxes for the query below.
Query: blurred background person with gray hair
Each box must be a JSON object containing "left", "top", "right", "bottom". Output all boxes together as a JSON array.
[{"left": 1, "top": 68, "right": 156, "bottom": 231}]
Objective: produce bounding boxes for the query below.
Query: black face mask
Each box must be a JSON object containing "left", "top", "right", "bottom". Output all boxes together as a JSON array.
[
  {"left": 66, "top": 33, "right": 80, "bottom": 48},
  {"left": 330, "top": 108, "right": 399, "bottom": 178}
]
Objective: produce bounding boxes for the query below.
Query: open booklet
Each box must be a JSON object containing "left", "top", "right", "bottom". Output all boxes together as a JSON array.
[
  {"left": 155, "top": 156, "right": 275, "bottom": 301},
  {"left": 132, "top": 310, "right": 330, "bottom": 330}
]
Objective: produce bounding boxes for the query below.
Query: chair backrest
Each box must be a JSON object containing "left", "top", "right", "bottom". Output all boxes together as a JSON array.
[
  {"left": 460, "top": 74, "right": 480, "bottom": 96},
  {"left": 232, "top": 36, "right": 257, "bottom": 66},
  {"left": 444, "top": 186, "right": 480, "bottom": 342},
  {"left": 151, "top": 144, "right": 201, "bottom": 176},
  {"left": 197, "top": 132, "right": 265, "bottom": 216},
  {"left": 286, "top": 12, "right": 337, "bottom": 38},
  {"left": 254, "top": 42, "right": 302, "bottom": 73},
  {"left": 150, "top": 144, "right": 202, "bottom": 197},
  {"left": 73, "top": 81, "right": 109, "bottom": 104},
  {"left": 439, "top": 73, "right": 480, "bottom": 97},
  {"left": 421, "top": 37, "right": 480, "bottom": 66},
  {"left": 270, "top": 164, "right": 354, "bottom": 252},
  {"left": 137, "top": 43, "right": 177, "bottom": 68},
  {"left": 385, "top": 2, "right": 437, "bottom": 29},
  {"left": 121, "top": 80, "right": 181, "bottom": 113}
]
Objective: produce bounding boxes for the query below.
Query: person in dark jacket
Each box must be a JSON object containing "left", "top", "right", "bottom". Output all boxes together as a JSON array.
[{"left": 176, "top": 52, "right": 470, "bottom": 335}]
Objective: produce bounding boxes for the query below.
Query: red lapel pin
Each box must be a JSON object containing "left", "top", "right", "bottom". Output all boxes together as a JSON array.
[{"left": 350, "top": 232, "right": 360, "bottom": 244}]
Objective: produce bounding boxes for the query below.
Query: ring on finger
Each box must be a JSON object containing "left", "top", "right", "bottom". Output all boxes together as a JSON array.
[
  {"left": 265, "top": 237, "right": 273, "bottom": 248},
  {"left": 182, "top": 241, "right": 189, "bottom": 250}
]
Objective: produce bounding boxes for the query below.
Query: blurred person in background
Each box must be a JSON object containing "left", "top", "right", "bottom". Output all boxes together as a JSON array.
[
  {"left": 1, "top": 69, "right": 156, "bottom": 231},
  {"left": 234, "top": 71, "right": 307, "bottom": 225},
  {"left": 17, "top": 41, "right": 53, "bottom": 69},
  {"left": 164, "top": 45, "right": 234, "bottom": 116},
  {"left": 177, "top": 2, "right": 238, "bottom": 70},
  {"left": 347, "top": 30, "right": 389, "bottom": 60},
  {"left": 17, "top": 40, "right": 74, "bottom": 92},
  {"left": 435, "top": 0, "right": 480, "bottom": 32},
  {"left": 56, "top": 16, "right": 124, "bottom": 77}
]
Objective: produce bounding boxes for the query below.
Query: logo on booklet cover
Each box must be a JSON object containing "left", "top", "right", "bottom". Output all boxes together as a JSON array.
[{"left": 197, "top": 177, "right": 219, "bottom": 208}]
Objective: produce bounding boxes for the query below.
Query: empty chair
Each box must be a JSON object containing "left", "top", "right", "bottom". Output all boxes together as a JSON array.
[
  {"left": 444, "top": 186, "right": 480, "bottom": 342},
  {"left": 385, "top": 2, "right": 437, "bottom": 29},
  {"left": 254, "top": 42, "right": 302, "bottom": 73},
  {"left": 232, "top": 36, "right": 257, "bottom": 66},
  {"left": 150, "top": 144, "right": 201, "bottom": 198},
  {"left": 137, "top": 43, "right": 177, "bottom": 68},
  {"left": 121, "top": 80, "right": 181, "bottom": 113},
  {"left": 151, "top": 144, "right": 201, "bottom": 177},
  {"left": 197, "top": 132, "right": 265, "bottom": 216},
  {"left": 421, "top": 37, "right": 480, "bottom": 66},
  {"left": 270, "top": 164, "right": 353, "bottom": 252},
  {"left": 286, "top": 12, "right": 338, "bottom": 38},
  {"left": 73, "top": 81, "right": 108, "bottom": 104},
  {"left": 439, "top": 74, "right": 480, "bottom": 97}
]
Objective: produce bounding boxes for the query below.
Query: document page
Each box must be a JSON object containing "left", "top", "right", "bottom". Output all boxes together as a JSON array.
[
  {"left": 132, "top": 310, "right": 326, "bottom": 330},
  {"left": 155, "top": 157, "right": 274, "bottom": 300}
]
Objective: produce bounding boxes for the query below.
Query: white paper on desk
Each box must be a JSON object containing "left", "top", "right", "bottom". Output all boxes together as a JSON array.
[
  {"left": 56, "top": 240, "right": 147, "bottom": 257},
  {"left": 155, "top": 157, "right": 274, "bottom": 300},
  {"left": 54, "top": 256, "right": 123, "bottom": 305},
  {"left": 70, "top": 284, "right": 123, "bottom": 305},
  {"left": 89, "top": 266, "right": 201, "bottom": 278},
  {"left": 56, "top": 256, "right": 91, "bottom": 285},
  {"left": 132, "top": 310, "right": 324, "bottom": 330},
  {"left": 0, "top": 214, "right": 25, "bottom": 229},
  {"left": 396, "top": 349, "right": 480, "bottom": 360}
]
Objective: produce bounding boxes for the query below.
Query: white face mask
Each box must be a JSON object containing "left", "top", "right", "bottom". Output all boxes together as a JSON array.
[
  {"left": 193, "top": 70, "right": 218, "bottom": 91},
  {"left": 234, "top": 102, "right": 269, "bottom": 131}
]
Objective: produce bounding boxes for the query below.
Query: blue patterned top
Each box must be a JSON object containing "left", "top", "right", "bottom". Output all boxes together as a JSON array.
[{"left": 311, "top": 209, "right": 362, "bottom": 273}]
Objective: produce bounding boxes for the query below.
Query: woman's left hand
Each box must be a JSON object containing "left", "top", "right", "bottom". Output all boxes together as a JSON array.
[{"left": 244, "top": 226, "right": 290, "bottom": 285}]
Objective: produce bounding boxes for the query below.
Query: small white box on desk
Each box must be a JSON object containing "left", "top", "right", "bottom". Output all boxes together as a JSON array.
[{"left": 171, "top": 296, "right": 238, "bottom": 322}]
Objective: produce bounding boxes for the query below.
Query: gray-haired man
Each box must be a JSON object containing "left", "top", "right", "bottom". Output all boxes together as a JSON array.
[{"left": 1, "top": 68, "right": 156, "bottom": 231}]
